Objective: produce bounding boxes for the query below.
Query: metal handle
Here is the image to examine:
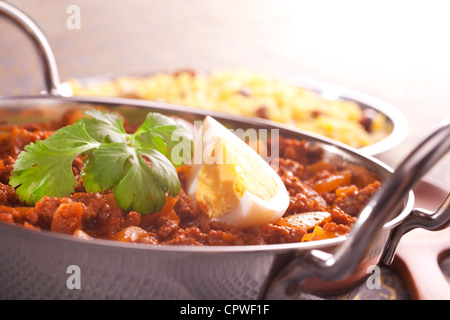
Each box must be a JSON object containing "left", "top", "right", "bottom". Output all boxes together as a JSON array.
[
  {"left": 262, "top": 117, "right": 450, "bottom": 299},
  {"left": 382, "top": 193, "right": 450, "bottom": 265},
  {"left": 0, "top": 1, "right": 64, "bottom": 95}
]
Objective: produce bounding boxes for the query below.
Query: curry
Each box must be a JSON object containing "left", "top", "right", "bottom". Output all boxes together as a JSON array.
[{"left": 0, "top": 109, "right": 380, "bottom": 245}]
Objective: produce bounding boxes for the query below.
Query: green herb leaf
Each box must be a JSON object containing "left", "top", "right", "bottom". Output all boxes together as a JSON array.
[
  {"left": 137, "top": 148, "right": 181, "bottom": 197},
  {"left": 80, "top": 143, "right": 131, "bottom": 193},
  {"left": 133, "top": 113, "right": 193, "bottom": 166},
  {"left": 82, "top": 109, "right": 128, "bottom": 143},
  {"left": 9, "top": 110, "right": 193, "bottom": 214},
  {"left": 10, "top": 122, "right": 100, "bottom": 205},
  {"left": 113, "top": 147, "right": 180, "bottom": 214}
]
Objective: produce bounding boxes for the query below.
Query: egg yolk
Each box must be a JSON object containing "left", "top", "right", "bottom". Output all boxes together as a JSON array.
[{"left": 195, "top": 140, "right": 278, "bottom": 218}]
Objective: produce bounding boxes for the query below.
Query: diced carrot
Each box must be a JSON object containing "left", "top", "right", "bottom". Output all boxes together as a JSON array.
[
  {"left": 335, "top": 185, "right": 357, "bottom": 198},
  {"left": 312, "top": 175, "right": 344, "bottom": 193},
  {"left": 276, "top": 211, "right": 331, "bottom": 231},
  {"left": 301, "top": 225, "right": 339, "bottom": 242}
]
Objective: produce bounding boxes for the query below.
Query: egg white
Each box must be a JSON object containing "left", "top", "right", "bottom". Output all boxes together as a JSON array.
[{"left": 186, "top": 116, "right": 289, "bottom": 229}]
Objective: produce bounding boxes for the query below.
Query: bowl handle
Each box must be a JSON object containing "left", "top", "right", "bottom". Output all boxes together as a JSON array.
[
  {"left": 386, "top": 203, "right": 450, "bottom": 300},
  {"left": 382, "top": 194, "right": 450, "bottom": 266},
  {"left": 0, "top": 1, "right": 65, "bottom": 96},
  {"left": 261, "top": 117, "right": 450, "bottom": 300}
]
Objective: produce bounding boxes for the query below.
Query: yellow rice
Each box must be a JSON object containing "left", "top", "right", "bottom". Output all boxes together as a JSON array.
[{"left": 69, "top": 70, "right": 392, "bottom": 149}]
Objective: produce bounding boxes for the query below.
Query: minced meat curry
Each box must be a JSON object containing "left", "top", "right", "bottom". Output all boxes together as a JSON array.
[{"left": 0, "top": 109, "right": 381, "bottom": 246}]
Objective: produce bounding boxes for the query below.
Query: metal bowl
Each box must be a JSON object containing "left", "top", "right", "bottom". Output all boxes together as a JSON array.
[
  {"left": 0, "top": 99, "right": 409, "bottom": 299},
  {"left": 0, "top": 97, "right": 448, "bottom": 300}
]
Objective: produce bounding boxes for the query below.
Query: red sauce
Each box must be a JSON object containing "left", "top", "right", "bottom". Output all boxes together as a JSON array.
[{"left": 0, "top": 111, "right": 381, "bottom": 246}]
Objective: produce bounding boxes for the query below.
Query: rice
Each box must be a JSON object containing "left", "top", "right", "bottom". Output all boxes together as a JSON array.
[{"left": 69, "top": 70, "right": 392, "bottom": 148}]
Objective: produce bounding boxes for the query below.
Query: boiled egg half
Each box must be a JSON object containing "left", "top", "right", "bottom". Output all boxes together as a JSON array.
[{"left": 186, "top": 116, "right": 289, "bottom": 229}]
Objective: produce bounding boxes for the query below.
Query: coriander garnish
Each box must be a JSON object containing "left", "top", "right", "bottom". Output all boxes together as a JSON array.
[{"left": 9, "top": 110, "right": 193, "bottom": 214}]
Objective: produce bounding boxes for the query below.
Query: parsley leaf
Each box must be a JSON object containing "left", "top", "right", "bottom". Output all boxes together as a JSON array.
[
  {"left": 133, "top": 113, "right": 193, "bottom": 166},
  {"left": 9, "top": 110, "right": 192, "bottom": 214},
  {"left": 113, "top": 147, "right": 179, "bottom": 214},
  {"left": 82, "top": 109, "right": 128, "bottom": 143},
  {"left": 10, "top": 122, "right": 100, "bottom": 204},
  {"left": 81, "top": 143, "right": 131, "bottom": 193}
]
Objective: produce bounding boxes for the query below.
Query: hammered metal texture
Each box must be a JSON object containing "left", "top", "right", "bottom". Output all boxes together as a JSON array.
[{"left": 0, "top": 224, "right": 273, "bottom": 300}]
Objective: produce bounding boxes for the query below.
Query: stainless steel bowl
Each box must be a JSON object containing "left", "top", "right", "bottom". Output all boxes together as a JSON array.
[
  {"left": 0, "top": 1, "right": 448, "bottom": 300},
  {"left": 0, "top": 96, "right": 449, "bottom": 300}
]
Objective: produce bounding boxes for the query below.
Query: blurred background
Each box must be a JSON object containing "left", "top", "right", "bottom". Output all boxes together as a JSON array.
[{"left": 1, "top": 0, "right": 449, "bottom": 187}]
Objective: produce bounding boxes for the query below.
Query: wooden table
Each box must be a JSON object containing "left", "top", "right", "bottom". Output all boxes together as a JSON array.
[{"left": 1, "top": 0, "right": 449, "bottom": 300}]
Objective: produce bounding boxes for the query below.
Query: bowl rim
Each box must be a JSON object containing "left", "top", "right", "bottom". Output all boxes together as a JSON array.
[
  {"left": 286, "top": 76, "right": 409, "bottom": 156},
  {"left": 62, "top": 72, "right": 409, "bottom": 156},
  {"left": 0, "top": 186, "right": 414, "bottom": 255}
]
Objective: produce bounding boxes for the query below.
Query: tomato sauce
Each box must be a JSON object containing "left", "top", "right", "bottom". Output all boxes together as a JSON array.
[{"left": 0, "top": 111, "right": 381, "bottom": 246}]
